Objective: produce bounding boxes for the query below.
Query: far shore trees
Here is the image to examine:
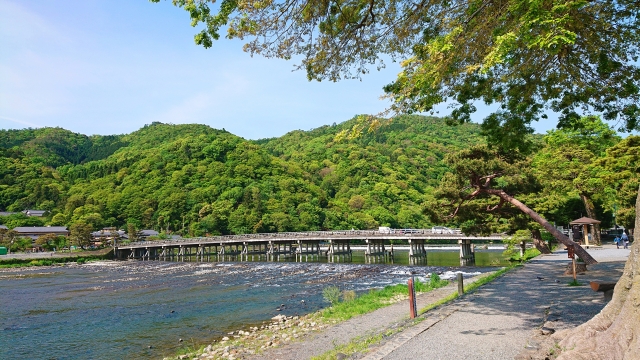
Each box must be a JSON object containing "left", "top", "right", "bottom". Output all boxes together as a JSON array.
[{"left": 69, "top": 222, "right": 92, "bottom": 250}]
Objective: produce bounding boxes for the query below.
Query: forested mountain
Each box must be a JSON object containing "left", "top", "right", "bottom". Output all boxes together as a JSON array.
[
  {"left": 0, "top": 116, "right": 483, "bottom": 235},
  {"left": 258, "top": 115, "right": 483, "bottom": 230}
]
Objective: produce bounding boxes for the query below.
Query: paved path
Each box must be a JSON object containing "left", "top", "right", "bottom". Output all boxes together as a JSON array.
[{"left": 376, "top": 245, "right": 629, "bottom": 360}]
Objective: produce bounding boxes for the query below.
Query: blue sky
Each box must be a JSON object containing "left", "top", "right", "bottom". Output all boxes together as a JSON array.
[{"left": 0, "top": 0, "right": 558, "bottom": 140}]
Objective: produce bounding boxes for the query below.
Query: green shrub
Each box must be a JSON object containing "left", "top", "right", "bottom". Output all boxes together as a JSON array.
[
  {"left": 503, "top": 230, "right": 532, "bottom": 259},
  {"left": 342, "top": 290, "right": 356, "bottom": 302},
  {"left": 323, "top": 286, "right": 342, "bottom": 305},
  {"left": 429, "top": 273, "right": 444, "bottom": 287}
]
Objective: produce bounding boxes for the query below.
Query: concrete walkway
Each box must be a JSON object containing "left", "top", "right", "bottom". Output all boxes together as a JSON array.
[{"left": 374, "top": 245, "right": 629, "bottom": 360}]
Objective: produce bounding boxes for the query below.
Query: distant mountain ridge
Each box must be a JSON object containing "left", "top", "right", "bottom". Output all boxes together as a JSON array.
[{"left": 0, "top": 115, "right": 483, "bottom": 234}]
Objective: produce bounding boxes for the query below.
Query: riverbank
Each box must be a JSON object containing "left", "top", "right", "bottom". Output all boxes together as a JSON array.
[
  {"left": 166, "top": 245, "right": 629, "bottom": 360},
  {"left": 0, "top": 248, "right": 113, "bottom": 267}
]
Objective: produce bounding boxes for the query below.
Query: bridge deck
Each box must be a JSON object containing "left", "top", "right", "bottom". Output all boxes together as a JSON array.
[{"left": 116, "top": 229, "right": 504, "bottom": 250}]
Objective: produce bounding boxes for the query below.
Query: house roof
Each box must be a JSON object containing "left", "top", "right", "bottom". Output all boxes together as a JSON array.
[
  {"left": 13, "top": 226, "right": 69, "bottom": 233},
  {"left": 0, "top": 212, "right": 17, "bottom": 217},
  {"left": 0, "top": 225, "right": 7, "bottom": 230},
  {"left": 139, "top": 230, "right": 159, "bottom": 237},
  {"left": 91, "top": 230, "right": 126, "bottom": 237},
  {"left": 23, "top": 210, "right": 46, "bottom": 217},
  {"left": 570, "top": 217, "right": 602, "bottom": 225}
]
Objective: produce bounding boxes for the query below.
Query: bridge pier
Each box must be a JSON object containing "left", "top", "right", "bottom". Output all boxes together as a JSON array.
[
  {"left": 327, "top": 239, "right": 352, "bottom": 263},
  {"left": 268, "top": 241, "right": 293, "bottom": 261},
  {"left": 296, "top": 240, "right": 320, "bottom": 262},
  {"left": 408, "top": 239, "right": 427, "bottom": 265},
  {"left": 459, "top": 239, "right": 475, "bottom": 266},
  {"left": 365, "top": 239, "right": 387, "bottom": 263},
  {"left": 242, "top": 242, "right": 269, "bottom": 261},
  {"left": 218, "top": 244, "right": 242, "bottom": 261}
]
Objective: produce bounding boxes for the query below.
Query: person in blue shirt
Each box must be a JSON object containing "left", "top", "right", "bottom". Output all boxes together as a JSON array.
[
  {"left": 614, "top": 235, "right": 621, "bottom": 249},
  {"left": 621, "top": 232, "right": 629, "bottom": 249}
]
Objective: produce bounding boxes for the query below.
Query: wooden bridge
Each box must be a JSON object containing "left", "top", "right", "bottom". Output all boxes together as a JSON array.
[{"left": 114, "top": 228, "right": 505, "bottom": 265}]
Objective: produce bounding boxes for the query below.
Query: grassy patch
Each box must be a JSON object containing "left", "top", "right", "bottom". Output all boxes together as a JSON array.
[
  {"left": 567, "top": 279, "right": 583, "bottom": 286},
  {"left": 509, "top": 248, "right": 541, "bottom": 262},
  {"left": 320, "top": 275, "right": 449, "bottom": 322},
  {"left": 310, "top": 333, "right": 385, "bottom": 360}
]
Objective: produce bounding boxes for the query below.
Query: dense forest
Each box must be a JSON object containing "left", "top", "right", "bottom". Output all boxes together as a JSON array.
[{"left": 0, "top": 115, "right": 636, "bottom": 237}]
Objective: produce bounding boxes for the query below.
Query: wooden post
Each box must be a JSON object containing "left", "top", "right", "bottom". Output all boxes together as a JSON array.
[
  {"left": 583, "top": 224, "right": 590, "bottom": 247},
  {"left": 457, "top": 272, "right": 464, "bottom": 296},
  {"left": 568, "top": 246, "right": 577, "bottom": 281},
  {"left": 408, "top": 277, "right": 417, "bottom": 319}
]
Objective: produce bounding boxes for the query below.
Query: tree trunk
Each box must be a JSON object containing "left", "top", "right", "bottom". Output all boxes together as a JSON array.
[
  {"left": 552, "top": 185, "right": 640, "bottom": 359},
  {"left": 485, "top": 189, "right": 597, "bottom": 264},
  {"left": 531, "top": 229, "right": 551, "bottom": 254},
  {"left": 580, "top": 193, "right": 602, "bottom": 245}
]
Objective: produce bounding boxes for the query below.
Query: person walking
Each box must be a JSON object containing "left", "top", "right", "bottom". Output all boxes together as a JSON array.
[
  {"left": 614, "top": 235, "right": 621, "bottom": 249},
  {"left": 621, "top": 232, "right": 629, "bottom": 249}
]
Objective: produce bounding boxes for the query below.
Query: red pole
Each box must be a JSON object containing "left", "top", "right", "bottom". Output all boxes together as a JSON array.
[{"left": 408, "top": 277, "right": 417, "bottom": 319}]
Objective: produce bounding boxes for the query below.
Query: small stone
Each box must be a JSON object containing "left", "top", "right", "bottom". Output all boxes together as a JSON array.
[
  {"left": 178, "top": 338, "right": 183, "bottom": 342},
  {"left": 178, "top": 356, "right": 188, "bottom": 360},
  {"left": 541, "top": 327, "right": 555, "bottom": 335},
  {"left": 525, "top": 340, "right": 540, "bottom": 349},
  {"left": 222, "top": 337, "right": 230, "bottom": 341},
  {"left": 336, "top": 353, "right": 347, "bottom": 360}
]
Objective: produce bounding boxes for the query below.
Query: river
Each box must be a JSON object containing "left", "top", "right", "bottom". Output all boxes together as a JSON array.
[{"left": 0, "top": 249, "right": 507, "bottom": 359}]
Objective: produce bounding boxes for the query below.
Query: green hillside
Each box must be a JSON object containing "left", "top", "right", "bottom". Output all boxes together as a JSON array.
[{"left": 0, "top": 116, "right": 483, "bottom": 235}]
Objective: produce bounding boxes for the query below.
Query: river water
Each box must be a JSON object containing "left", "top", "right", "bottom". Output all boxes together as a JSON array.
[{"left": 0, "top": 249, "right": 507, "bottom": 359}]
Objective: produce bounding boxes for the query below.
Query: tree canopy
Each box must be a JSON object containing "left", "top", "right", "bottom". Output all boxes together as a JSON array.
[{"left": 154, "top": 0, "right": 640, "bottom": 150}]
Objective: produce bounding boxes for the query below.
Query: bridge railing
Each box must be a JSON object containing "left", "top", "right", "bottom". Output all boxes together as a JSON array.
[{"left": 118, "top": 228, "right": 473, "bottom": 247}]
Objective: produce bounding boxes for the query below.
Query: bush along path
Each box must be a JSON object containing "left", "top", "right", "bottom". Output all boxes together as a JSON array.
[{"left": 166, "top": 272, "right": 505, "bottom": 360}]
